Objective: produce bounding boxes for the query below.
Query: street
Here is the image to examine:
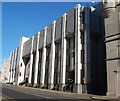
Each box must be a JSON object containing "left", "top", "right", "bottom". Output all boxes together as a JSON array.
[
  {"left": 1, "top": 84, "right": 119, "bottom": 101},
  {"left": 2, "top": 84, "right": 91, "bottom": 100}
]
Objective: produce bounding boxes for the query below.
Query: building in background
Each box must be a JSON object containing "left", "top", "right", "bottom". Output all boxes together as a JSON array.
[
  {"left": 8, "top": 48, "right": 19, "bottom": 84},
  {"left": 1, "top": 59, "right": 10, "bottom": 83},
  {"left": 0, "top": 71, "right": 1, "bottom": 82}
]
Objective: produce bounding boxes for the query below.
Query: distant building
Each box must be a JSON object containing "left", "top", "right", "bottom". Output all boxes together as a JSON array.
[
  {"left": 1, "top": 59, "right": 10, "bottom": 83},
  {"left": 0, "top": 71, "right": 1, "bottom": 82}
]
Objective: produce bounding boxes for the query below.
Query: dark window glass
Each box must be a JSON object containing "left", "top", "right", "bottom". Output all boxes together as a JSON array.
[{"left": 21, "top": 63, "right": 22, "bottom": 66}]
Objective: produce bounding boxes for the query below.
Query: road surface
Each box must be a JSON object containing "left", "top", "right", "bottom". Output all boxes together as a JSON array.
[{"left": 1, "top": 84, "right": 119, "bottom": 101}]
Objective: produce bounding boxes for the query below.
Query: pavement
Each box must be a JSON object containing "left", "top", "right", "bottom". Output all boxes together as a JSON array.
[{"left": 1, "top": 84, "right": 120, "bottom": 101}]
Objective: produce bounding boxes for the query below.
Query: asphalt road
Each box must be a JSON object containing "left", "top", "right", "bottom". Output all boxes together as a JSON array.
[
  {"left": 2, "top": 84, "right": 91, "bottom": 100},
  {"left": 2, "top": 84, "right": 120, "bottom": 101}
]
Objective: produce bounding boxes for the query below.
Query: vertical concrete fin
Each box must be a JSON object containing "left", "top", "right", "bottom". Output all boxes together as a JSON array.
[
  {"left": 59, "top": 13, "right": 67, "bottom": 91},
  {"left": 33, "top": 32, "right": 40, "bottom": 86},
  {"left": 28, "top": 36, "right": 34, "bottom": 85},
  {"left": 48, "top": 21, "right": 56, "bottom": 89},
  {"left": 84, "top": 4, "right": 91, "bottom": 85},
  {"left": 74, "top": 4, "right": 82, "bottom": 94},
  {"left": 40, "top": 27, "right": 47, "bottom": 87}
]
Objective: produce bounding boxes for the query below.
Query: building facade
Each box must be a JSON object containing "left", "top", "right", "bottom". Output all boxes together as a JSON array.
[
  {"left": 8, "top": 48, "right": 19, "bottom": 84},
  {"left": 102, "top": 0, "right": 120, "bottom": 97},
  {"left": 5, "top": 2, "right": 120, "bottom": 96},
  {"left": 6, "top": 4, "right": 107, "bottom": 95},
  {"left": 1, "top": 59, "right": 10, "bottom": 83}
]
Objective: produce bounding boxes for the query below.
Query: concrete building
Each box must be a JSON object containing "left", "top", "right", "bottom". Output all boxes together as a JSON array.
[
  {"left": 1, "top": 59, "right": 10, "bottom": 83},
  {"left": 102, "top": 0, "right": 120, "bottom": 97},
  {"left": 0, "top": 72, "right": 1, "bottom": 81},
  {"left": 8, "top": 48, "right": 19, "bottom": 84},
  {"left": 4, "top": 3, "right": 115, "bottom": 96}
]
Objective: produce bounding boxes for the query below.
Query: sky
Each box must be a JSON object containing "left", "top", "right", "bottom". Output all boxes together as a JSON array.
[{"left": 1, "top": 2, "right": 98, "bottom": 71}]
